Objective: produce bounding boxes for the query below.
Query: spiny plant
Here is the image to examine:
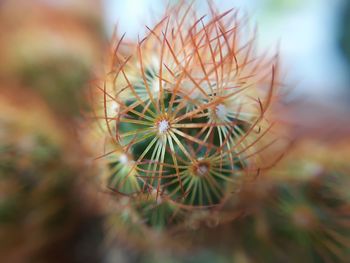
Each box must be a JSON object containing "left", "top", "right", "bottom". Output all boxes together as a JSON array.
[{"left": 95, "top": 2, "right": 280, "bottom": 229}]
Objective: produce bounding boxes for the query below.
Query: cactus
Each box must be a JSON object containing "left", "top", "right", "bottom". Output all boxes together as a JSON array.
[
  {"left": 96, "top": 3, "right": 279, "bottom": 230},
  {"left": 4, "top": 1, "right": 350, "bottom": 263}
]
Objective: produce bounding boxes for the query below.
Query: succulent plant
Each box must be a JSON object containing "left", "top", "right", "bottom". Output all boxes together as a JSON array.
[
  {"left": 96, "top": 3, "right": 280, "bottom": 230},
  {"left": 2, "top": 1, "right": 350, "bottom": 263}
]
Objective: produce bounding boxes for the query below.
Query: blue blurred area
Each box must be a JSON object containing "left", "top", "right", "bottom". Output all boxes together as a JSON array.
[{"left": 102, "top": 0, "right": 350, "bottom": 107}]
